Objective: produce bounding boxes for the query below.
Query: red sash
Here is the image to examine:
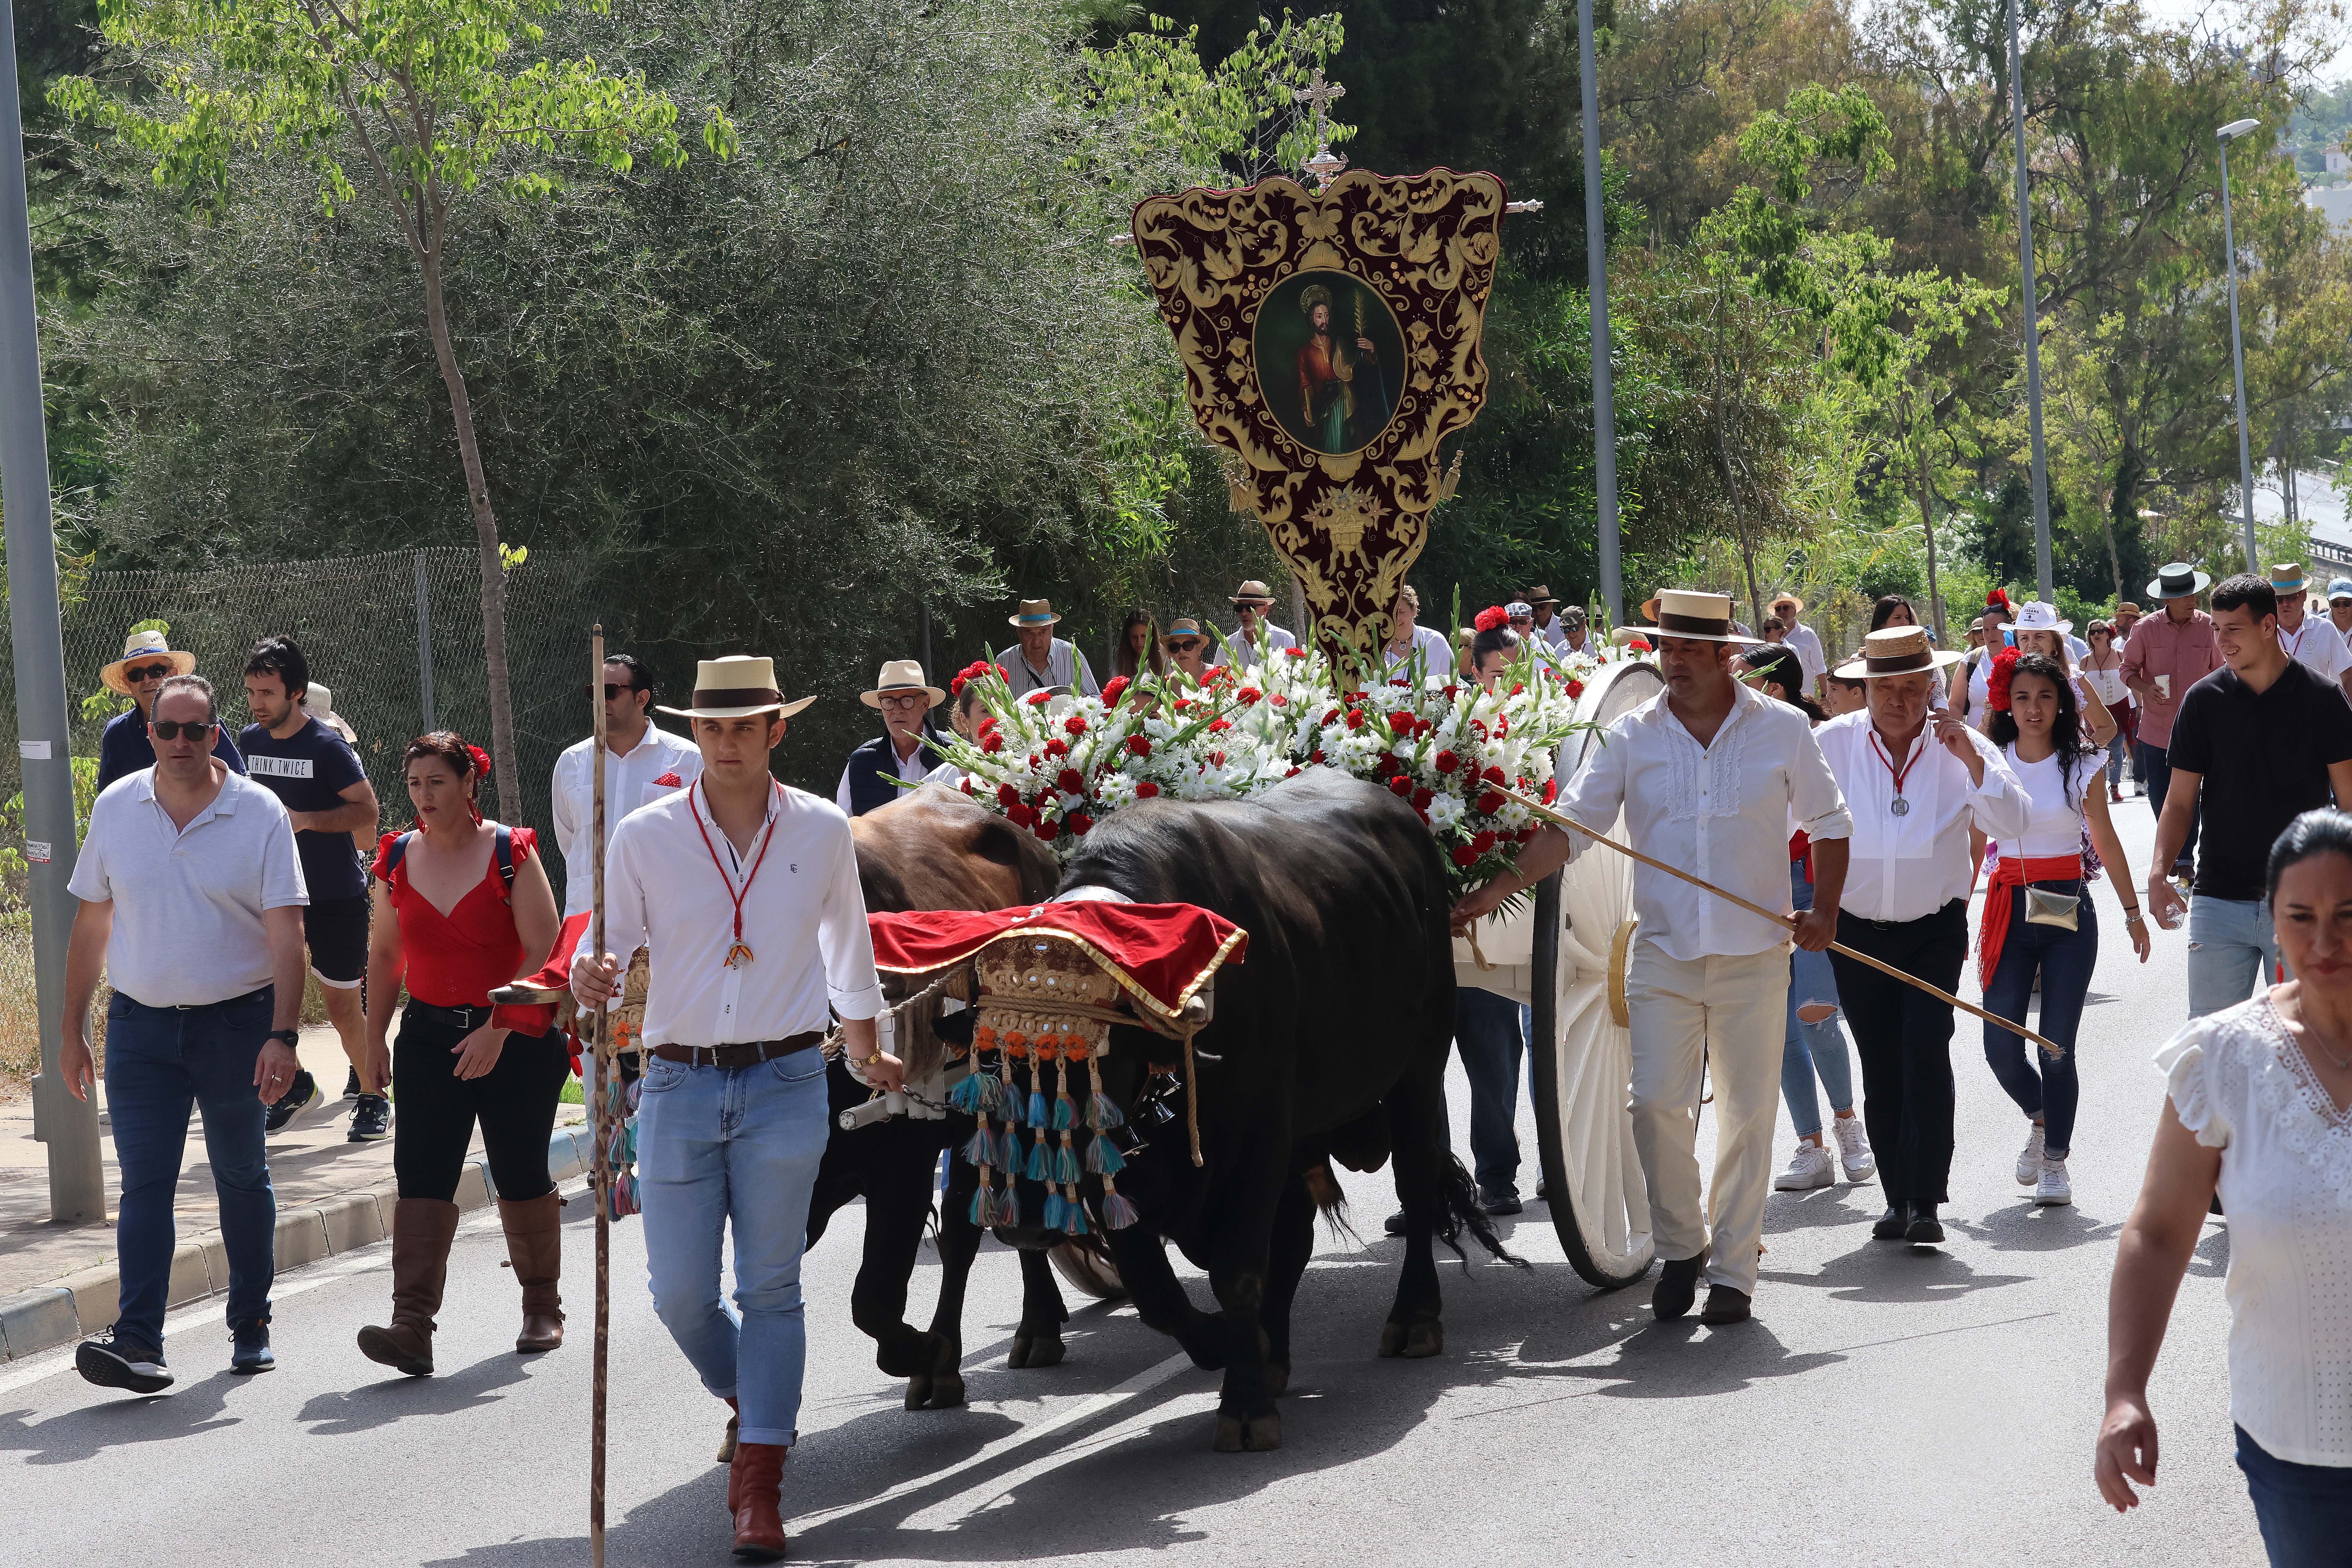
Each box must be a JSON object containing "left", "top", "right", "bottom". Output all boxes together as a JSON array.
[{"left": 1978, "top": 855, "right": 2083, "bottom": 989}]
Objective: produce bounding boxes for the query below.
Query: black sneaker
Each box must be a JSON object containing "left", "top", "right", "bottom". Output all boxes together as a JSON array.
[
  {"left": 342, "top": 1066, "right": 363, "bottom": 1099},
  {"left": 230, "top": 1322, "right": 274, "bottom": 1374},
  {"left": 1480, "top": 1191, "right": 1523, "bottom": 1217},
  {"left": 348, "top": 1094, "right": 391, "bottom": 1143},
  {"left": 77, "top": 1334, "right": 173, "bottom": 1394},
  {"left": 264, "top": 1070, "right": 322, "bottom": 1134},
  {"left": 1905, "top": 1205, "right": 1946, "bottom": 1246}
]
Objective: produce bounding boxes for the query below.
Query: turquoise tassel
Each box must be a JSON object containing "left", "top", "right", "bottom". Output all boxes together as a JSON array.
[
  {"left": 1063, "top": 1195, "right": 1089, "bottom": 1236},
  {"left": 979, "top": 1072, "right": 1006, "bottom": 1116},
  {"left": 1025, "top": 1138, "right": 1050, "bottom": 1182},
  {"left": 968, "top": 1186, "right": 988, "bottom": 1226},
  {"left": 1055, "top": 1143, "right": 1080, "bottom": 1184},
  {"left": 1101, "top": 1189, "right": 1140, "bottom": 1229},
  {"left": 1027, "top": 1088, "right": 1049, "bottom": 1127},
  {"left": 1089, "top": 1093, "right": 1124, "bottom": 1130},
  {"left": 1044, "top": 1191, "right": 1068, "bottom": 1230},
  {"left": 962, "top": 1128, "right": 992, "bottom": 1167},
  {"left": 1053, "top": 1094, "right": 1075, "bottom": 1131},
  {"left": 949, "top": 1074, "right": 983, "bottom": 1114},
  {"left": 1086, "top": 1134, "right": 1125, "bottom": 1175}
]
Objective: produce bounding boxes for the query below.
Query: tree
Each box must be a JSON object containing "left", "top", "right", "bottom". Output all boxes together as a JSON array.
[{"left": 56, "top": 0, "right": 707, "bottom": 817}]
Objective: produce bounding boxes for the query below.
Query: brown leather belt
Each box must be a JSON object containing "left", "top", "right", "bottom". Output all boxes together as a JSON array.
[{"left": 651, "top": 1033, "right": 823, "bottom": 1069}]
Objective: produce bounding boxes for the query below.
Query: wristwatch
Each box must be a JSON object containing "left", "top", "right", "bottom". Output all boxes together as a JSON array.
[{"left": 266, "top": 1028, "right": 300, "bottom": 1048}]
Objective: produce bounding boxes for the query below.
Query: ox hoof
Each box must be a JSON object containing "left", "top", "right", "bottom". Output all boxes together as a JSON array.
[
  {"left": 905, "top": 1371, "right": 965, "bottom": 1410},
  {"left": 904, "top": 1376, "right": 931, "bottom": 1411},
  {"left": 1266, "top": 1361, "right": 1290, "bottom": 1397},
  {"left": 1008, "top": 1333, "right": 1065, "bottom": 1370},
  {"left": 1377, "top": 1315, "right": 1444, "bottom": 1359},
  {"left": 1213, "top": 1410, "right": 1283, "bottom": 1453}
]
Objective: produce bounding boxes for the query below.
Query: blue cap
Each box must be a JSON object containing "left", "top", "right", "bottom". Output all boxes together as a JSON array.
[{"left": 2331, "top": 578, "right": 2352, "bottom": 603}]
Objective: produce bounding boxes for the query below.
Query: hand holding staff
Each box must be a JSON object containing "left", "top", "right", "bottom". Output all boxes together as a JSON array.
[{"left": 1482, "top": 785, "right": 2067, "bottom": 1059}]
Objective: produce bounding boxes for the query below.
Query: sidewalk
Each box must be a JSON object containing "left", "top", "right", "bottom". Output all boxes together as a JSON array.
[{"left": 0, "top": 1023, "right": 590, "bottom": 1360}]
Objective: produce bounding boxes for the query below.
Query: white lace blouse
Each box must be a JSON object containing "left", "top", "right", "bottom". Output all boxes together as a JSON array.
[{"left": 2157, "top": 995, "right": 2352, "bottom": 1466}]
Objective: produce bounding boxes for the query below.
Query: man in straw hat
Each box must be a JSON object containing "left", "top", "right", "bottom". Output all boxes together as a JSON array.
[
  {"left": 996, "top": 598, "right": 1101, "bottom": 699},
  {"left": 835, "top": 659, "right": 947, "bottom": 816},
  {"left": 95, "top": 624, "right": 247, "bottom": 793},
  {"left": 572, "top": 654, "right": 903, "bottom": 1563},
  {"left": 1521, "top": 585, "right": 1571, "bottom": 654},
  {"left": 2122, "top": 562, "right": 2221, "bottom": 882},
  {"left": 1816, "top": 625, "right": 2030, "bottom": 1246},
  {"left": 1768, "top": 591, "right": 1827, "bottom": 699},
  {"left": 553, "top": 653, "right": 702, "bottom": 920},
  {"left": 1454, "top": 589, "right": 1854, "bottom": 1327},
  {"left": 2263, "top": 561, "right": 2352, "bottom": 700},
  {"left": 1210, "top": 578, "right": 1299, "bottom": 672}
]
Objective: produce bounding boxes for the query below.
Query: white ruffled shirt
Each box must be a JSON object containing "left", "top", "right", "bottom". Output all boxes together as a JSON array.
[{"left": 2158, "top": 995, "right": 2352, "bottom": 1465}]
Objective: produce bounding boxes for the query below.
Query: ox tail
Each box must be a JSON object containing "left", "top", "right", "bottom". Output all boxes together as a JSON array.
[
  {"left": 1303, "top": 1160, "right": 1361, "bottom": 1247},
  {"left": 1436, "top": 1152, "right": 1527, "bottom": 1271}
]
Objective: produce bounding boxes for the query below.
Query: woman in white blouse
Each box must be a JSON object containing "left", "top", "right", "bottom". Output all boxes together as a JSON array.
[
  {"left": 2099, "top": 809, "right": 2352, "bottom": 1561},
  {"left": 1381, "top": 585, "right": 1456, "bottom": 683}
]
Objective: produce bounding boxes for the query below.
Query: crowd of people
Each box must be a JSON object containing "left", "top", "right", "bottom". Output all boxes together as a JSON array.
[{"left": 42, "top": 560, "right": 2352, "bottom": 1563}]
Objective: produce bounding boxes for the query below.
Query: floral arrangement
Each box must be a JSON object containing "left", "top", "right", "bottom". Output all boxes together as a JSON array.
[{"left": 930, "top": 621, "right": 1627, "bottom": 895}]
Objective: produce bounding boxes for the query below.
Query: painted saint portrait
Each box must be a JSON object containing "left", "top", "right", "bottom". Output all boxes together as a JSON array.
[{"left": 1253, "top": 269, "right": 1405, "bottom": 456}]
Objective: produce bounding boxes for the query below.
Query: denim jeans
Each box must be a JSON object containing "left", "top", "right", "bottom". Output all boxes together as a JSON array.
[
  {"left": 1453, "top": 986, "right": 1524, "bottom": 1200},
  {"left": 2188, "top": 896, "right": 2282, "bottom": 1019},
  {"left": 2237, "top": 1424, "right": 2352, "bottom": 1566},
  {"left": 2138, "top": 739, "right": 2198, "bottom": 872},
  {"left": 1780, "top": 859, "right": 1853, "bottom": 1139},
  {"left": 1980, "top": 879, "right": 2098, "bottom": 1157},
  {"left": 105, "top": 988, "right": 277, "bottom": 1353},
  {"left": 636, "top": 1049, "right": 830, "bottom": 1448}
]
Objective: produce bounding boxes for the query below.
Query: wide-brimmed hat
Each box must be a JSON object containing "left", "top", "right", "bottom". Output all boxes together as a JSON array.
[
  {"left": 301, "top": 682, "right": 358, "bottom": 744},
  {"left": 2147, "top": 562, "right": 2212, "bottom": 599},
  {"left": 1161, "top": 616, "right": 1208, "bottom": 646},
  {"left": 656, "top": 655, "right": 816, "bottom": 721},
  {"left": 2270, "top": 562, "right": 2309, "bottom": 595},
  {"left": 1229, "top": 580, "right": 1276, "bottom": 606},
  {"left": 1835, "top": 626, "right": 1967, "bottom": 680},
  {"left": 2115, "top": 601, "right": 2143, "bottom": 616},
  {"left": 860, "top": 658, "right": 945, "bottom": 711},
  {"left": 1007, "top": 598, "right": 1062, "bottom": 629},
  {"left": 1522, "top": 584, "right": 1560, "bottom": 606},
  {"left": 2011, "top": 600, "right": 2073, "bottom": 638},
  {"left": 1615, "top": 589, "right": 1763, "bottom": 646},
  {"left": 1768, "top": 591, "right": 1805, "bottom": 615},
  {"left": 99, "top": 628, "right": 197, "bottom": 694}
]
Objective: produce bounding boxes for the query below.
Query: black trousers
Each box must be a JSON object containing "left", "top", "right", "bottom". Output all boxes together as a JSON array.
[
  {"left": 1827, "top": 900, "right": 1968, "bottom": 1212},
  {"left": 393, "top": 1006, "right": 571, "bottom": 1203}
]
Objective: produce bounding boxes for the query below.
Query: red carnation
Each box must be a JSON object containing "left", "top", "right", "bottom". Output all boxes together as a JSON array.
[
  {"left": 1283, "top": 646, "right": 1307, "bottom": 658},
  {"left": 1390, "top": 710, "right": 1415, "bottom": 732},
  {"left": 1044, "top": 738, "right": 1068, "bottom": 759},
  {"left": 1435, "top": 750, "right": 1460, "bottom": 774},
  {"left": 1287, "top": 765, "right": 1303, "bottom": 777},
  {"left": 1451, "top": 843, "right": 1481, "bottom": 867},
  {"left": 1565, "top": 679, "right": 1585, "bottom": 699},
  {"left": 1345, "top": 709, "right": 1367, "bottom": 730},
  {"left": 1441, "top": 685, "right": 1458, "bottom": 701},
  {"left": 1135, "top": 780, "right": 1160, "bottom": 798},
  {"left": 1411, "top": 786, "right": 1434, "bottom": 810},
  {"left": 960, "top": 777, "right": 975, "bottom": 795},
  {"left": 1389, "top": 775, "right": 1413, "bottom": 797},
  {"left": 1173, "top": 697, "right": 1194, "bottom": 715},
  {"left": 1310, "top": 749, "right": 1325, "bottom": 764},
  {"left": 1007, "top": 801, "right": 1035, "bottom": 826},
  {"left": 1987, "top": 646, "right": 2022, "bottom": 712},
  {"left": 1474, "top": 605, "right": 1509, "bottom": 633},
  {"left": 997, "top": 782, "right": 1020, "bottom": 806},
  {"left": 1542, "top": 778, "right": 1558, "bottom": 805},
  {"left": 1101, "top": 676, "right": 1130, "bottom": 707},
  {"left": 1208, "top": 718, "right": 1232, "bottom": 734},
  {"left": 1236, "top": 686, "right": 1263, "bottom": 706},
  {"left": 1509, "top": 682, "right": 1525, "bottom": 697},
  {"left": 982, "top": 733, "right": 1004, "bottom": 754},
  {"left": 1034, "top": 818, "right": 1059, "bottom": 843},
  {"left": 1478, "top": 790, "right": 1505, "bottom": 814},
  {"left": 1068, "top": 812, "right": 1094, "bottom": 835},
  {"left": 1064, "top": 715, "right": 1087, "bottom": 736},
  {"left": 978, "top": 715, "right": 998, "bottom": 736},
  {"left": 1270, "top": 693, "right": 1288, "bottom": 708},
  {"left": 1482, "top": 765, "right": 1506, "bottom": 786},
  {"left": 1209, "top": 749, "right": 1227, "bottom": 767},
  {"left": 1024, "top": 690, "right": 1052, "bottom": 707},
  {"left": 949, "top": 675, "right": 966, "bottom": 697},
  {"left": 1472, "top": 830, "right": 1498, "bottom": 854},
  {"left": 1627, "top": 637, "right": 1651, "bottom": 653},
  {"left": 1057, "top": 767, "right": 1083, "bottom": 794},
  {"left": 1126, "top": 734, "right": 1152, "bottom": 757},
  {"left": 1373, "top": 752, "right": 1399, "bottom": 775},
  {"left": 1323, "top": 707, "right": 1342, "bottom": 725}
]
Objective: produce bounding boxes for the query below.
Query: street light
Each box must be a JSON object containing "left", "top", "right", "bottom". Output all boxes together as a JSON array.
[
  {"left": 2219, "top": 116, "right": 2263, "bottom": 571},
  {"left": 2008, "top": 0, "right": 2054, "bottom": 604},
  {"left": 1578, "top": 0, "right": 1621, "bottom": 630}
]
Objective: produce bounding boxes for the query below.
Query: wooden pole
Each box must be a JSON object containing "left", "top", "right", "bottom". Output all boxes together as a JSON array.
[
  {"left": 1498, "top": 786, "right": 2067, "bottom": 1058},
  {"left": 589, "top": 625, "right": 609, "bottom": 1568}
]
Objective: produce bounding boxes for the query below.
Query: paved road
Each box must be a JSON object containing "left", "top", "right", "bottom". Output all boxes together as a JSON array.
[{"left": 0, "top": 802, "right": 2257, "bottom": 1566}]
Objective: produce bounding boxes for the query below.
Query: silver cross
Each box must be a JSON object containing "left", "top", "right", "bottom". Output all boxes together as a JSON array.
[{"left": 1294, "top": 68, "right": 1349, "bottom": 188}]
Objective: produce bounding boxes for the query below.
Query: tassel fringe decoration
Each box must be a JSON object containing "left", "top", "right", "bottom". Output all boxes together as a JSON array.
[{"left": 1100, "top": 1176, "right": 1139, "bottom": 1230}]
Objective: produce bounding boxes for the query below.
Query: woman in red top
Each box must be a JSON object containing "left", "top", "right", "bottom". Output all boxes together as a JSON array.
[{"left": 356, "top": 732, "right": 565, "bottom": 1377}]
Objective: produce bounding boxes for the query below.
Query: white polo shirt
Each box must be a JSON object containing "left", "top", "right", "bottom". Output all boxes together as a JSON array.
[{"left": 69, "top": 767, "right": 309, "bottom": 1007}]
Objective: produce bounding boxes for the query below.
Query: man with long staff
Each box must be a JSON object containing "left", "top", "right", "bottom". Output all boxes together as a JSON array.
[
  {"left": 1455, "top": 590, "right": 1854, "bottom": 1328},
  {"left": 572, "top": 654, "right": 903, "bottom": 1564}
]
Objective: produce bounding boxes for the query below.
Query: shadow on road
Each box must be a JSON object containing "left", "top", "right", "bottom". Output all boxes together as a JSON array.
[
  {"left": 296, "top": 1350, "right": 536, "bottom": 1436},
  {"left": 0, "top": 1368, "right": 244, "bottom": 1463}
]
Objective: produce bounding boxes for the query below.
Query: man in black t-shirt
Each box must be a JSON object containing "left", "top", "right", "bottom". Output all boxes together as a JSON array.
[
  {"left": 2150, "top": 573, "right": 2352, "bottom": 1017},
  {"left": 240, "top": 637, "right": 384, "bottom": 1137}
]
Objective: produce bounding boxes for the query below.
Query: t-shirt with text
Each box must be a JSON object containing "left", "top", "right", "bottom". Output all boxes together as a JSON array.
[{"left": 238, "top": 716, "right": 370, "bottom": 902}]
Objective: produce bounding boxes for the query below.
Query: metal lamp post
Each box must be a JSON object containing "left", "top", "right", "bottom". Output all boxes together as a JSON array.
[
  {"left": 2218, "top": 116, "right": 2263, "bottom": 571},
  {"left": 2008, "top": 0, "right": 2055, "bottom": 604},
  {"left": 1578, "top": 0, "right": 1621, "bottom": 630}
]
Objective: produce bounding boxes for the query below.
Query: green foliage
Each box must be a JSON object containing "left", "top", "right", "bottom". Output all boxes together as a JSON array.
[
  {"left": 1079, "top": 11, "right": 1349, "bottom": 180},
  {"left": 0, "top": 756, "right": 102, "bottom": 890}
]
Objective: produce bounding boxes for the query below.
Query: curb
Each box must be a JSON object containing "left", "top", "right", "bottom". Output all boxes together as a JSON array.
[{"left": 0, "top": 1123, "right": 589, "bottom": 1364}]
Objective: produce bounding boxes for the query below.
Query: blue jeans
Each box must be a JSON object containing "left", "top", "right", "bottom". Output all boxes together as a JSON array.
[
  {"left": 1781, "top": 860, "right": 1853, "bottom": 1139},
  {"left": 2138, "top": 739, "right": 2198, "bottom": 873},
  {"left": 2188, "top": 897, "right": 2281, "bottom": 1019},
  {"left": 2238, "top": 1424, "right": 2352, "bottom": 1566},
  {"left": 104, "top": 988, "right": 277, "bottom": 1353},
  {"left": 1980, "top": 880, "right": 2098, "bottom": 1157},
  {"left": 2103, "top": 730, "right": 2130, "bottom": 788},
  {"left": 636, "top": 1050, "right": 830, "bottom": 1448},
  {"left": 1454, "top": 987, "right": 1523, "bottom": 1200}
]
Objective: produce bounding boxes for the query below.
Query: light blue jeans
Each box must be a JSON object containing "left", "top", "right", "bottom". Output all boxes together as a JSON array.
[
  {"left": 2187, "top": 896, "right": 2283, "bottom": 1019},
  {"left": 1780, "top": 859, "right": 1854, "bottom": 1138},
  {"left": 636, "top": 1050, "right": 830, "bottom": 1448}
]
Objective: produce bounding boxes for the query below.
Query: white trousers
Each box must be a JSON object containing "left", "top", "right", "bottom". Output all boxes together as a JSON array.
[{"left": 1624, "top": 942, "right": 1790, "bottom": 1296}]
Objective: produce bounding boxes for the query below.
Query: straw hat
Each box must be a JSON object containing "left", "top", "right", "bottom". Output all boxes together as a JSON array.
[
  {"left": 2011, "top": 600, "right": 2073, "bottom": 637},
  {"left": 99, "top": 628, "right": 197, "bottom": 695},
  {"left": 655, "top": 655, "right": 816, "bottom": 720},
  {"left": 860, "top": 658, "right": 945, "bottom": 711},
  {"left": 1613, "top": 588, "right": 1763, "bottom": 647},
  {"left": 1229, "top": 580, "right": 1276, "bottom": 606},
  {"left": 2269, "top": 562, "right": 2309, "bottom": 595},
  {"left": 301, "top": 682, "right": 358, "bottom": 744},
  {"left": 2146, "top": 562, "right": 2212, "bottom": 600},
  {"left": 1007, "top": 598, "right": 1062, "bottom": 629},
  {"left": 1834, "top": 626, "right": 1967, "bottom": 680},
  {"left": 1162, "top": 616, "right": 1208, "bottom": 646},
  {"left": 1768, "top": 591, "right": 1805, "bottom": 615}
]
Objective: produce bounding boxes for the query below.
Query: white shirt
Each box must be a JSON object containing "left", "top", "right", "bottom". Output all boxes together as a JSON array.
[
  {"left": 1815, "top": 709, "right": 2030, "bottom": 922},
  {"left": 2279, "top": 613, "right": 2352, "bottom": 688},
  {"left": 2160, "top": 998, "right": 2352, "bottom": 1465},
  {"left": 1208, "top": 622, "right": 1299, "bottom": 671},
  {"left": 2080, "top": 661, "right": 2130, "bottom": 707},
  {"left": 2003, "top": 745, "right": 2104, "bottom": 859},
  {"left": 600, "top": 782, "right": 881, "bottom": 1045},
  {"left": 1555, "top": 683, "right": 1853, "bottom": 961},
  {"left": 1380, "top": 624, "right": 1455, "bottom": 680},
  {"left": 996, "top": 638, "right": 1101, "bottom": 699},
  {"left": 70, "top": 768, "right": 309, "bottom": 1007},
  {"left": 1781, "top": 621, "right": 1828, "bottom": 696},
  {"left": 1534, "top": 617, "right": 1573, "bottom": 654},
  {"left": 550, "top": 724, "right": 703, "bottom": 917},
  {"left": 834, "top": 736, "right": 936, "bottom": 813}
]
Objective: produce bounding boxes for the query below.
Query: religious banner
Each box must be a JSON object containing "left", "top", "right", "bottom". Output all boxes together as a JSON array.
[{"left": 1130, "top": 103, "right": 1510, "bottom": 668}]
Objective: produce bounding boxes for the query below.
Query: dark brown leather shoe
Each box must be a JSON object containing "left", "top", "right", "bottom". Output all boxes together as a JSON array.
[
  {"left": 1651, "top": 1255, "right": 1702, "bottom": 1320},
  {"left": 1698, "top": 1285, "right": 1751, "bottom": 1325}
]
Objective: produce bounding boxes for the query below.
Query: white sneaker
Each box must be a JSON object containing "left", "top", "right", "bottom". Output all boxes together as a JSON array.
[
  {"left": 1773, "top": 1141, "right": 1836, "bottom": 1191},
  {"left": 2016, "top": 1123, "right": 2047, "bottom": 1185},
  {"left": 1832, "top": 1117, "right": 1876, "bottom": 1182},
  {"left": 2035, "top": 1157, "right": 2073, "bottom": 1206}
]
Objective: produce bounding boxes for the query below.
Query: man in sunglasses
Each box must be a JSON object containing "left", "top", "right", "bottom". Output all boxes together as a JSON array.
[
  {"left": 550, "top": 654, "right": 701, "bottom": 918},
  {"left": 836, "top": 659, "right": 947, "bottom": 815},
  {"left": 94, "top": 628, "right": 246, "bottom": 793}
]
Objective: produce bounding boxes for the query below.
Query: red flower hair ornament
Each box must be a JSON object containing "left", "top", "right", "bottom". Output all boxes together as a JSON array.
[
  {"left": 1984, "top": 646, "right": 2022, "bottom": 712},
  {"left": 467, "top": 744, "right": 492, "bottom": 779},
  {"left": 1473, "top": 605, "right": 1510, "bottom": 633}
]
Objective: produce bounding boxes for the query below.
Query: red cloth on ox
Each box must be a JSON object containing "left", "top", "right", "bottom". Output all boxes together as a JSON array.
[{"left": 867, "top": 902, "right": 1246, "bottom": 1021}]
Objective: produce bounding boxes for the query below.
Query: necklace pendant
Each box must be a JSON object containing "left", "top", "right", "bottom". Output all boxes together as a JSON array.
[
  {"left": 1889, "top": 796, "right": 1910, "bottom": 817},
  {"left": 725, "top": 942, "right": 755, "bottom": 969}
]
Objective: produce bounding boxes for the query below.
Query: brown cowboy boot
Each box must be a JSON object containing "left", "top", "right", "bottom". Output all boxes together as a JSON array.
[
  {"left": 357, "top": 1198, "right": 460, "bottom": 1376},
  {"left": 498, "top": 1192, "right": 565, "bottom": 1353},
  {"left": 729, "top": 1443, "right": 788, "bottom": 1562}
]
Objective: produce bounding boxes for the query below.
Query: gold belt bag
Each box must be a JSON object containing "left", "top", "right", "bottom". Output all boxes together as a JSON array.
[{"left": 2024, "top": 887, "right": 2081, "bottom": 930}]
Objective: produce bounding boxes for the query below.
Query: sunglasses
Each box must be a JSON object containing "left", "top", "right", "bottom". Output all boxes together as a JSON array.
[
  {"left": 151, "top": 718, "right": 214, "bottom": 740},
  {"left": 585, "top": 682, "right": 638, "bottom": 701},
  {"left": 124, "top": 662, "right": 174, "bottom": 684},
  {"left": 1167, "top": 638, "right": 1202, "bottom": 652}
]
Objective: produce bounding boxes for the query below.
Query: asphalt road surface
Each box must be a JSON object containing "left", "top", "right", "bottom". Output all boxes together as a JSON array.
[{"left": 0, "top": 802, "right": 2258, "bottom": 1567}]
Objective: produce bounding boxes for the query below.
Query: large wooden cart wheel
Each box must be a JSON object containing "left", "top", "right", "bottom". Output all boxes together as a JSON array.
[{"left": 1532, "top": 657, "right": 1662, "bottom": 1288}]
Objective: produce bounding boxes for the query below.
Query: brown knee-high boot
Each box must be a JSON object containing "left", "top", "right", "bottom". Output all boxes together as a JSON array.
[
  {"left": 357, "top": 1198, "right": 460, "bottom": 1376},
  {"left": 499, "top": 1192, "right": 565, "bottom": 1353}
]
